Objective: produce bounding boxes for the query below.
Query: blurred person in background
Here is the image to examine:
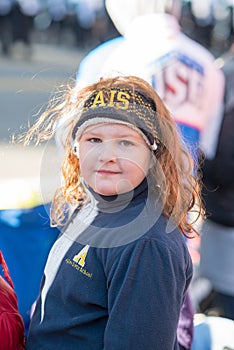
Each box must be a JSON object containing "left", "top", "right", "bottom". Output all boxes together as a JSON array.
[
  {"left": 190, "top": 0, "right": 234, "bottom": 51},
  {"left": 10, "top": 0, "right": 41, "bottom": 57},
  {"left": 74, "top": 0, "right": 98, "bottom": 48},
  {"left": 100, "top": 0, "right": 224, "bottom": 162},
  {"left": 0, "top": 0, "right": 13, "bottom": 56},
  {"left": 47, "top": 0, "right": 67, "bottom": 41},
  {"left": 188, "top": 0, "right": 216, "bottom": 48},
  {"left": 0, "top": 251, "right": 25, "bottom": 350},
  {"left": 198, "top": 45, "right": 234, "bottom": 321},
  {"left": 47, "top": 0, "right": 67, "bottom": 23}
]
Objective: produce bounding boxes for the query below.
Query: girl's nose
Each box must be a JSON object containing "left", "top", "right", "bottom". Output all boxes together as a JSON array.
[{"left": 98, "top": 141, "right": 117, "bottom": 162}]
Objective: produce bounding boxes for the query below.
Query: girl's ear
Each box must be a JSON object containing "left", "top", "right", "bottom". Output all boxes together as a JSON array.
[{"left": 73, "top": 142, "right": 79, "bottom": 157}]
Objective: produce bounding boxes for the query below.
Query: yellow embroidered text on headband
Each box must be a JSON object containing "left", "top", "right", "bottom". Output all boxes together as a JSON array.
[{"left": 72, "top": 88, "right": 160, "bottom": 150}]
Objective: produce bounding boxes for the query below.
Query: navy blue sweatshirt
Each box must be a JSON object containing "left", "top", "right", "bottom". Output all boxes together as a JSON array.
[{"left": 26, "top": 178, "right": 193, "bottom": 350}]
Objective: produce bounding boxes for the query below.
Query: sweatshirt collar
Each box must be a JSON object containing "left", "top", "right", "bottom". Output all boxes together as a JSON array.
[{"left": 86, "top": 177, "right": 150, "bottom": 212}]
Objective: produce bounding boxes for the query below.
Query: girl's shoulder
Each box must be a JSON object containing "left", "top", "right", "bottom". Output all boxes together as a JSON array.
[{"left": 102, "top": 214, "right": 188, "bottom": 261}]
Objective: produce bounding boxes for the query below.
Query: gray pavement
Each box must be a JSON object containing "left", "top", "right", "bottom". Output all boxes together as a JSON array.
[{"left": 0, "top": 43, "right": 87, "bottom": 208}]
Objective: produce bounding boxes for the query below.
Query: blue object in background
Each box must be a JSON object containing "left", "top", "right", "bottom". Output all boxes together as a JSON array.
[
  {"left": 0, "top": 204, "right": 59, "bottom": 333},
  {"left": 192, "top": 322, "right": 212, "bottom": 350}
]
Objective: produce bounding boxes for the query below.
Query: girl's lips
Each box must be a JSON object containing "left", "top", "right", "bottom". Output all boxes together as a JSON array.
[{"left": 97, "top": 170, "right": 120, "bottom": 175}]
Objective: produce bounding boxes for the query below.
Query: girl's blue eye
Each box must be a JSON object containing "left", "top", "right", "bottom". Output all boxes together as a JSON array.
[
  {"left": 120, "top": 140, "right": 133, "bottom": 146},
  {"left": 89, "top": 137, "right": 102, "bottom": 143}
]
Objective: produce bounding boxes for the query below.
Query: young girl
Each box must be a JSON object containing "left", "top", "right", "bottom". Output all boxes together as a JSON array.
[{"left": 25, "top": 75, "right": 202, "bottom": 349}]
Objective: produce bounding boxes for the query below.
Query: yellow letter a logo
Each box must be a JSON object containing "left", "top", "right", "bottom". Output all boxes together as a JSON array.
[{"left": 73, "top": 245, "right": 90, "bottom": 267}]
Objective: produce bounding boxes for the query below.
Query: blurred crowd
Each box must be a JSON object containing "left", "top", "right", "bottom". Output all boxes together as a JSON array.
[
  {"left": 0, "top": 0, "right": 118, "bottom": 57},
  {"left": 1, "top": 0, "right": 234, "bottom": 58},
  {"left": 180, "top": 0, "right": 234, "bottom": 54}
]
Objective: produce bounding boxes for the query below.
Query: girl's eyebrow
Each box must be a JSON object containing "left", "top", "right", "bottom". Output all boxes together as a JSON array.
[
  {"left": 82, "top": 130, "right": 101, "bottom": 137},
  {"left": 83, "top": 131, "right": 137, "bottom": 139}
]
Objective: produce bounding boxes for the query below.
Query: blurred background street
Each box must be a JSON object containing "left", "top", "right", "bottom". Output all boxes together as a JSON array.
[{"left": 0, "top": 43, "right": 86, "bottom": 208}]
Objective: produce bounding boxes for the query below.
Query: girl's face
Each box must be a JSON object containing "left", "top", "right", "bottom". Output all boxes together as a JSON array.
[{"left": 78, "top": 123, "right": 153, "bottom": 195}]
